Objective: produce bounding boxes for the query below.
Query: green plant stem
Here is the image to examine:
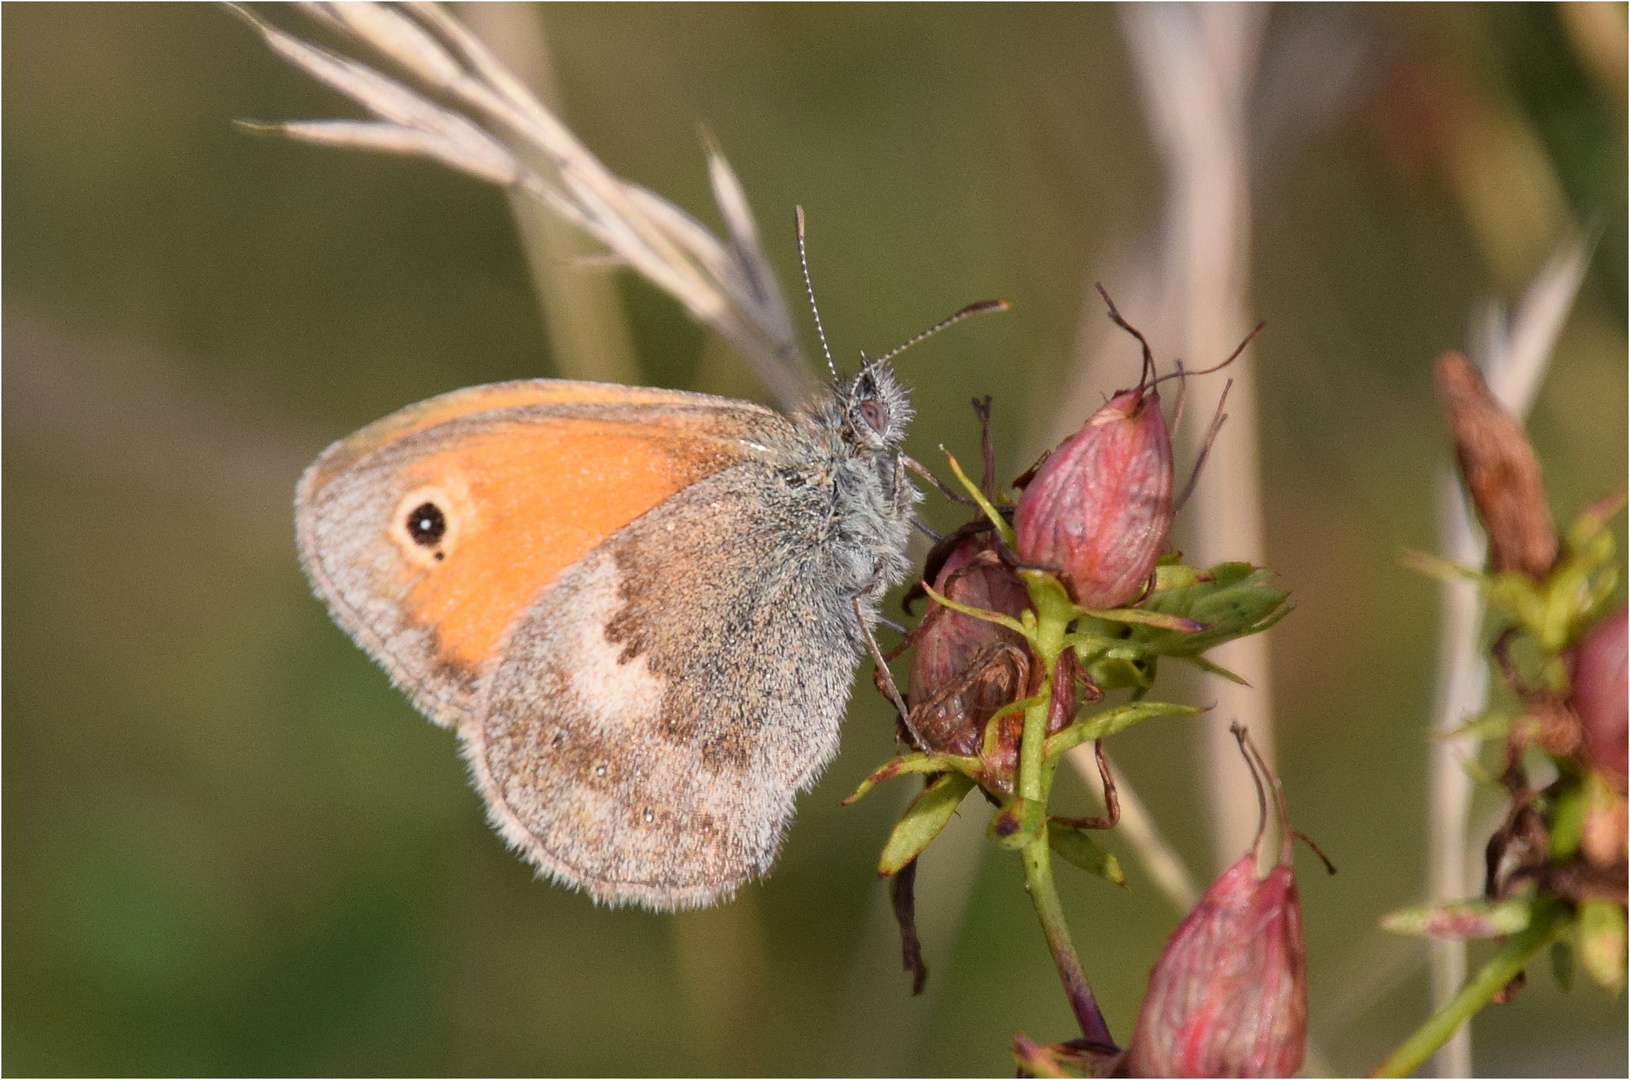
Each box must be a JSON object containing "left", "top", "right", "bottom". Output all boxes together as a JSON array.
[
  {"left": 1019, "top": 581, "right": 1069, "bottom": 801},
  {"left": 1023, "top": 829, "right": 1113, "bottom": 1046},
  {"left": 1014, "top": 581, "right": 1112, "bottom": 1047},
  {"left": 1372, "top": 899, "right": 1571, "bottom": 1078},
  {"left": 1020, "top": 695, "right": 1049, "bottom": 802}
]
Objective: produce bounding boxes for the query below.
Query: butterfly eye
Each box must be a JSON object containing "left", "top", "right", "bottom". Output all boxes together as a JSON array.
[
  {"left": 858, "top": 398, "right": 888, "bottom": 435},
  {"left": 407, "top": 502, "right": 448, "bottom": 548}
]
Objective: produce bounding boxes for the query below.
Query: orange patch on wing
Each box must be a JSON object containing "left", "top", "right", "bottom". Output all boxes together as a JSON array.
[{"left": 395, "top": 418, "right": 743, "bottom": 670}]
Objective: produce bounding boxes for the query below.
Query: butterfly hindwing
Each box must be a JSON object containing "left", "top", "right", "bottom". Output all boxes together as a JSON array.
[{"left": 467, "top": 457, "right": 864, "bottom": 909}]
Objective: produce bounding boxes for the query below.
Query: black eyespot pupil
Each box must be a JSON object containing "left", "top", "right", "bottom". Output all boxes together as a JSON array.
[{"left": 407, "top": 502, "right": 447, "bottom": 546}]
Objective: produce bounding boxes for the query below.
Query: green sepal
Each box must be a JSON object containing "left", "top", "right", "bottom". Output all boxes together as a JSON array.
[
  {"left": 1457, "top": 754, "right": 1497, "bottom": 786},
  {"left": 1576, "top": 899, "right": 1627, "bottom": 993},
  {"left": 1547, "top": 778, "right": 1587, "bottom": 863},
  {"left": 1152, "top": 562, "right": 1212, "bottom": 591},
  {"left": 1181, "top": 652, "right": 1248, "bottom": 685},
  {"left": 1551, "top": 939, "right": 1575, "bottom": 992},
  {"left": 919, "top": 581, "right": 1030, "bottom": 639},
  {"left": 1043, "top": 700, "right": 1202, "bottom": 760},
  {"left": 1132, "top": 563, "right": 1289, "bottom": 658},
  {"left": 1019, "top": 569, "right": 1077, "bottom": 634},
  {"left": 877, "top": 772, "right": 977, "bottom": 877},
  {"left": 1048, "top": 821, "right": 1125, "bottom": 885},
  {"left": 988, "top": 795, "right": 1046, "bottom": 850},
  {"left": 844, "top": 753, "right": 982, "bottom": 805},
  {"left": 1401, "top": 550, "right": 1482, "bottom": 586},
  {"left": 1073, "top": 605, "right": 1204, "bottom": 632},
  {"left": 1446, "top": 709, "right": 1512, "bottom": 742},
  {"left": 1021, "top": 568, "right": 1207, "bottom": 633},
  {"left": 941, "top": 446, "right": 1015, "bottom": 547},
  {"left": 1406, "top": 498, "right": 1623, "bottom": 656},
  {"left": 1082, "top": 652, "right": 1155, "bottom": 691},
  {"left": 1565, "top": 491, "right": 1626, "bottom": 552},
  {"left": 1381, "top": 897, "right": 1533, "bottom": 939}
]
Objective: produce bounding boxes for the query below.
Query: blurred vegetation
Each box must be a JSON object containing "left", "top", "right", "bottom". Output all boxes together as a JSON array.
[{"left": 3, "top": 4, "right": 1625, "bottom": 1075}]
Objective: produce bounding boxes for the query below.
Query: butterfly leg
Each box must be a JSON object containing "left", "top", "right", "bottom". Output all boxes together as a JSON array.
[
  {"left": 854, "top": 594, "right": 922, "bottom": 737},
  {"left": 902, "top": 454, "right": 979, "bottom": 508}
]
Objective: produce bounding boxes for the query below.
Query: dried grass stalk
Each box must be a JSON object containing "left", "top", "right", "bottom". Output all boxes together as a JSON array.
[
  {"left": 1426, "top": 237, "right": 1588, "bottom": 1078},
  {"left": 1120, "top": 1, "right": 1273, "bottom": 873},
  {"left": 231, "top": 1, "right": 817, "bottom": 410},
  {"left": 459, "top": 3, "right": 641, "bottom": 388}
]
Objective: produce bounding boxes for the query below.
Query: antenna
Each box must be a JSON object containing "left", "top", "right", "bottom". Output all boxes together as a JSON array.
[
  {"left": 870, "top": 298, "right": 1011, "bottom": 367},
  {"left": 794, "top": 206, "right": 838, "bottom": 380}
]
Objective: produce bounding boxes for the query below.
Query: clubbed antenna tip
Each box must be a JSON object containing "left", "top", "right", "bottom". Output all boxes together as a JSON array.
[{"left": 871, "top": 298, "right": 1011, "bottom": 368}]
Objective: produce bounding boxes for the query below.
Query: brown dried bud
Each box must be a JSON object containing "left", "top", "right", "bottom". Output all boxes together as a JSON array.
[
  {"left": 1513, "top": 696, "right": 1583, "bottom": 759},
  {"left": 1434, "top": 350, "right": 1557, "bottom": 579},
  {"left": 1572, "top": 605, "right": 1628, "bottom": 791},
  {"left": 1013, "top": 388, "right": 1173, "bottom": 608},
  {"left": 906, "top": 535, "right": 1031, "bottom": 757},
  {"left": 1129, "top": 729, "right": 1306, "bottom": 1079},
  {"left": 977, "top": 648, "right": 1089, "bottom": 798}
]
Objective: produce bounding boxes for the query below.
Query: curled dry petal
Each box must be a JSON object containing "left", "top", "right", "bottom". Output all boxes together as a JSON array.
[
  {"left": 1434, "top": 350, "right": 1557, "bottom": 579},
  {"left": 1572, "top": 604, "right": 1628, "bottom": 791},
  {"left": 978, "top": 648, "right": 1085, "bottom": 798},
  {"left": 1514, "top": 696, "right": 1584, "bottom": 759},
  {"left": 906, "top": 535, "right": 1031, "bottom": 757},
  {"left": 1013, "top": 389, "right": 1173, "bottom": 608},
  {"left": 1128, "top": 729, "right": 1306, "bottom": 1078}
]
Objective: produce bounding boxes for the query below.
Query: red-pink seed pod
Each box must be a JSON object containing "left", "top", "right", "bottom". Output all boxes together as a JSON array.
[
  {"left": 907, "top": 535, "right": 1031, "bottom": 757},
  {"left": 1128, "top": 732, "right": 1306, "bottom": 1079},
  {"left": 1573, "top": 604, "right": 1628, "bottom": 791},
  {"left": 1013, "top": 388, "right": 1173, "bottom": 608}
]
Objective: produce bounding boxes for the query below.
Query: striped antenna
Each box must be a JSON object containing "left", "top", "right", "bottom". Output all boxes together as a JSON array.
[
  {"left": 794, "top": 206, "right": 838, "bottom": 380},
  {"left": 870, "top": 298, "right": 1011, "bottom": 367}
]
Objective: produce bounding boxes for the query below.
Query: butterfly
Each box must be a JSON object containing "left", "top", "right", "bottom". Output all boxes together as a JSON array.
[{"left": 294, "top": 332, "right": 935, "bottom": 910}]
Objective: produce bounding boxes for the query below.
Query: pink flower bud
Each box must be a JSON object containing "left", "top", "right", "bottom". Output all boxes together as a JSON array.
[
  {"left": 906, "top": 534, "right": 1031, "bottom": 757},
  {"left": 1129, "top": 729, "right": 1307, "bottom": 1079},
  {"left": 1013, "top": 388, "right": 1173, "bottom": 608},
  {"left": 1572, "top": 604, "right": 1628, "bottom": 791}
]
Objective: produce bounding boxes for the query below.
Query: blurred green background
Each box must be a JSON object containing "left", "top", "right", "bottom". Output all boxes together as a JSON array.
[{"left": 4, "top": 3, "right": 1626, "bottom": 1075}]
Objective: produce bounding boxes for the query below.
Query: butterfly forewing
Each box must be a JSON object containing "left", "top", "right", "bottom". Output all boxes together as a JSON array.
[{"left": 295, "top": 380, "right": 789, "bottom": 728}]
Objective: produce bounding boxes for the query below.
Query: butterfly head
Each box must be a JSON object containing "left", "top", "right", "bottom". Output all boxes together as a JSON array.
[{"left": 837, "top": 360, "right": 913, "bottom": 453}]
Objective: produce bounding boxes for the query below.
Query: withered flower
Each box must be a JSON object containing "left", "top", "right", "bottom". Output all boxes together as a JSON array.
[
  {"left": 1128, "top": 726, "right": 1307, "bottom": 1079},
  {"left": 1434, "top": 350, "right": 1558, "bottom": 579},
  {"left": 905, "top": 534, "right": 1032, "bottom": 757},
  {"left": 980, "top": 648, "right": 1089, "bottom": 800},
  {"left": 1013, "top": 387, "right": 1174, "bottom": 609}
]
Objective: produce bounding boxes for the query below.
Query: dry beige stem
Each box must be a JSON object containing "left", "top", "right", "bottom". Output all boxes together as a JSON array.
[
  {"left": 234, "top": 1, "right": 817, "bottom": 411},
  {"left": 1433, "top": 350, "right": 1557, "bottom": 579}
]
